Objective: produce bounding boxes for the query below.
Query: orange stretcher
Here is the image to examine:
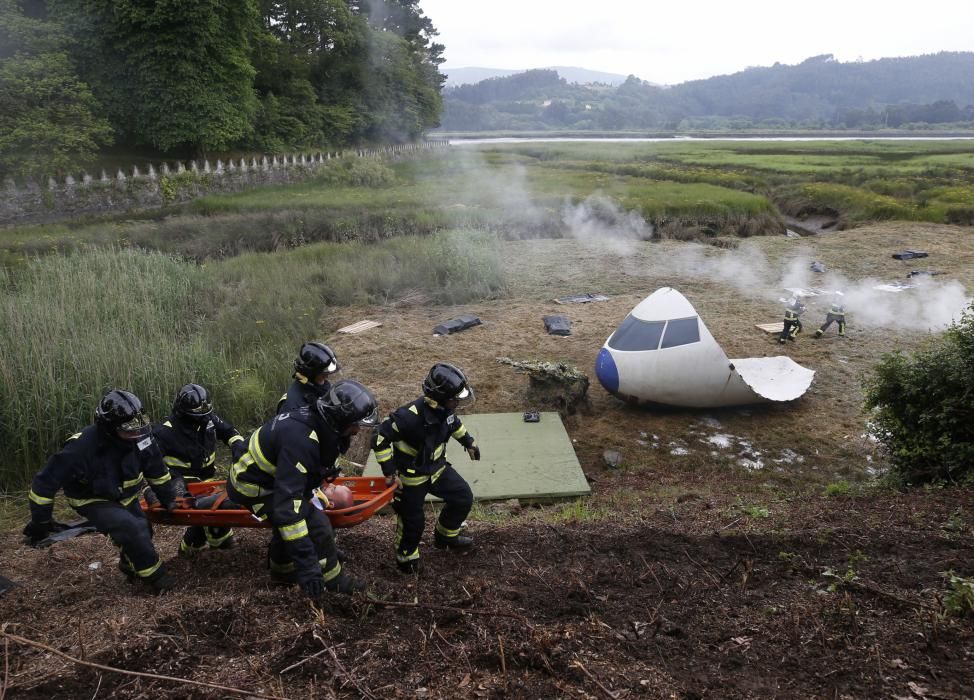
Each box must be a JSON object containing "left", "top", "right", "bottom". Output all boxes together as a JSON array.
[{"left": 141, "top": 476, "right": 395, "bottom": 529}]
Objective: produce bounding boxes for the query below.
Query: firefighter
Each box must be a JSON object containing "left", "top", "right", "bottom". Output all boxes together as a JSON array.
[
  {"left": 152, "top": 383, "right": 248, "bottom": 556},
  {"left": 778, "top": 298, "right": 806, "bottom": 344},
  {"left": 277, "top": 342, "right": 341, "bottom": 414},
  {"left": 372, "top": 363, "right": 481, "bottom": 574},
  {"left": 24, "top": 390, "right": 179, "bottom": 593},
  {"left": 227, "top": 379, "right": 377, "bottom": 598},
  {"left": 814, "top": 294, "right": 847, "bottom": 338}
]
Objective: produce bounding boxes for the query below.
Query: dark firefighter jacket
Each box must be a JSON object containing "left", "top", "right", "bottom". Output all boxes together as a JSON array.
[
  {"left": 229, "top": 408, "right": 344, "bottom": 578},
  {"left": 372, "top": 398, "right": 475, "bottom": 486},
  {"left": 784, "top": 305, "right": 805, "bottom": 322},
  {"left": 276, "top": 377, "right": 331, "bottom": 414},
  {"left": 152, "top": 413, "right": 245, "bottom": 481},
  {"left": 29, "top": 425, "right": 173, "bottom": 523},
  {"left": 829, "top": 303, "right": 846, "bottom": 317}
]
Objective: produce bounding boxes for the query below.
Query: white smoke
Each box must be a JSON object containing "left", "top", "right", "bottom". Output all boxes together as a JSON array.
[{"left": 560, "top": 194, "right": 654, "bottom": 255}]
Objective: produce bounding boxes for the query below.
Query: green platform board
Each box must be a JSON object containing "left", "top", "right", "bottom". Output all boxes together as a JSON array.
[{"left": 365, "top": 412, "right": 590, "bottom": 502}]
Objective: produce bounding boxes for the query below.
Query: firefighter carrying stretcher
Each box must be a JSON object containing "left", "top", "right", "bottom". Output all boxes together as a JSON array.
[
  {"left": 372, "top": 363, "right": 482, "bottom": 574},
  {"left": 277, "top": 341, "right": 341, "bottom": 414},
  {"left": 24, "top": 390, "right": 179, "bottom": 593},
  {"left": 152, "top": 383, "right": 248, "bottom": 556},
  {"left": 227, "top": 379, "right": 378, "bottom": 598}
]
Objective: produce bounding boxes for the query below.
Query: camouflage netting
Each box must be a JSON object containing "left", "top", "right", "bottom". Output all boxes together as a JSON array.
[{"left": 496, "top": 357, "right": 590, "bottom": 414}]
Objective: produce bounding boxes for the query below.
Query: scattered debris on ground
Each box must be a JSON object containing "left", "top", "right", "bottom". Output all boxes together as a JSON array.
[
  {"left": 497, "top": 357, "right": 590, "bottom": 413},
  {"left": 433, "top": 314, "right": 482, "bottom": 336}
]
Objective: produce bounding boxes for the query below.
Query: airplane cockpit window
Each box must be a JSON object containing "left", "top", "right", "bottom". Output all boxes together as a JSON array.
[
  {"left": 660, "top": 317, "right": 701, "bottom": 348},
  {"left": 607, "top": 315, "right": 665, "bottom": 351}
]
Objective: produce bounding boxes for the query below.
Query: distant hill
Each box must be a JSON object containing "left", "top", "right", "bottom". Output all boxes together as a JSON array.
[
  {"left": 444, "top": 66, "right": 632, "bottom": 88},
  {"left": 439, "top": 53, "right": 974, "bottom": 133}
]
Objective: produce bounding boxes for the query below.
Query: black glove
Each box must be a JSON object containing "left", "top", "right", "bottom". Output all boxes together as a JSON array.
[
  {"left": 23, "top": 520, "right": 53, "bottom": 546},
  {"left": 230, "top": 440, "right": 248, "bottom": 463},
  {"left": 154, "top": 483, "right": 179, "bottom": 512},
  {"left": 300, "top": 574, "right": 326, "bottom": 599},
  {"left": 467, "top": 445, "right": 481, "bottom": 461},
  {"left": 322, "top": 465, "right": 342, "bottom": 483},
  {"left": 170, "top": 473, "right": 191, "bottom": 498}
]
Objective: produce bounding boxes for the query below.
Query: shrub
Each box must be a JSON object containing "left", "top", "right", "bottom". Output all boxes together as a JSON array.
[
  {"left": 941, "top": 572, "right": 974, "bottom": 617},
  {"left": 864, "top": 303, "right": 974, "bottom": 484}
]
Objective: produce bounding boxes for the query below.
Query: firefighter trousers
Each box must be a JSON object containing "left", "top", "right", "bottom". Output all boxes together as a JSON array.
[
  {"left": 393, "top": 464, "right": 473, "bottom": 564},
  {"left": 817, "top": 314, "right": 846, "bottom": 336},
  {"left": 74, "top": 499, "right": 162, "bottom": 579},
  {"left": 227, "top": 482, "right": 342, "bottom": 583},
  {"left": 779, "top": 318, "right": 802, "bottom": 343}
]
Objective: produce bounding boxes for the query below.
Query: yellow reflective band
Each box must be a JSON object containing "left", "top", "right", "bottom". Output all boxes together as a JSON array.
[
  {"left": 228, "top": 435, "right": 244, "bottom": 445},
  {"left": 163, "top": 421, "right": 173, "bottom": 428},
  {"left": 309, "top": 430, "right": 319, "bottom": 443},
  {"left": 294, "top": 462, "right": 307, "bottom": 474},
  {"left": 374, "top": 447, "right": 393, "bottom": 462},
  {"left": 430, "top": 466, "right": 447, "bottom": 484},
  {"left": 408, "top": 405, "right": 419, "bottom": 415},
  {"left": 279, "top": 519, "right": 309, "bottom": 542},
  {"left": 205, "top": 453, "right": 216, "bottom": 466},
  {"left": 122, "top": 474, "right": 145, "bottom": 489},
  {"left": 121, "top": 492, "right": 140, "bottom": 506},
  {"left": 452, "top": 424, "right": 468, "bottom": 440},
  {"left": 230, "top": 461, "right": 261, "bottom": 498},
  {"left": 396, "top": 549, "right": 421, "bottom": 563},
  {"left": 163, "top": 456, "right": 190, "bottom": 468},
  {"left": 252, "top": 503, "right": 264, "bottom": 513},
  {"left": 293, "top": 499, "right": 301, "bottom": 513},
  {"left": 206, "top": 529, "right": 233, "bottom": 547},
  {"left": 432, "top": 444, "right": 445, "bottom": 460},
  {"left": 146, "top": 472, "right": 172, "bottom": 486},
  {"left": 29, "top": 490, "right": 54, "bottom": 506},
  {"left": 68, "top": 432, "right": 82, "bottom": 441},
  {"left": 392, "top": 423, "right": 400, "bottom": 433},
  {"left": 134, "top": 559, "right": 162, "bottom": 579},
  {"left": 249, "top": 429, "right": 276, "bottom": 476},
  {"left": 435, "top": 521, "right": 461, "bottom": 538},
  {"left": 180, "top": 539, "right": 206, "bottom": 554},
  {"left": 67, "top": 497, "right": 107, "bottom": 507},
  {"left": 395, "top": 441, "right": 419, "bottom": 457},
  {"left": 322, "top": 561, "right": 342, "bottom": 582},
  {"left": 270, "top": 559, "right": 296, "bottom": 573},
  {"left": 400, "top": 473, "right": 430, "bottom": 487}
]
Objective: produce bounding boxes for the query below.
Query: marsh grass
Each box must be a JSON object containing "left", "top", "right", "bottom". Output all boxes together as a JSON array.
[{"left": 0, "top": 231, "right": 508, "bottom": 486}]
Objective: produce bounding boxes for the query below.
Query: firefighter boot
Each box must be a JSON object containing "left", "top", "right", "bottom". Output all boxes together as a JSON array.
[
  {"left": 145, "top": 567, "right": 177, "bottom": 595},
  {"left": 434, "top": 533, "right": 474, "bottom": 550},
  {"left": 117, "top": 559, "right": 137, "bottom": 582},
  {"left": 396, "top": 559, "right": 423, "bottom": 574},
  {"left": 814, "top": 329, "right": 824, "bottom": 338},
  {"left": 324, "top": 572, "right": 367, "bottom": 594}
]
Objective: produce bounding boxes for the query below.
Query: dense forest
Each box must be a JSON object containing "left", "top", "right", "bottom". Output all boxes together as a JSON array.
[
  {"left": 441, "top": 53, "right": 974, "bottom": 133},
  {"left": 0, "top": 0, "right": 445, "bottom": 179}
]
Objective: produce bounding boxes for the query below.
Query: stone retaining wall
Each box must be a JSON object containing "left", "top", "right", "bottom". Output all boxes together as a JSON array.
[{"left": 0, "top": 142, "right": 446, "bottom": 226}]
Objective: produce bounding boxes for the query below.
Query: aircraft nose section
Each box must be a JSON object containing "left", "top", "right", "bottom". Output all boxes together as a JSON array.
[{"left": 595, "top": 347, "right": 619, "bottom": 394}]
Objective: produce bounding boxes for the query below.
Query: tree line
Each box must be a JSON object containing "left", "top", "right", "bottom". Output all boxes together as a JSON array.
[
  {"left": 441, "top": 53, "right": 974, "bottom": 133},
  {"left": 0, "top": 0, "right": 445, "bottom": 179}
]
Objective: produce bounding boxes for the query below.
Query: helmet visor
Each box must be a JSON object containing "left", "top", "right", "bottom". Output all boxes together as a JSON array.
[
  {"left": 117, "top": 413, "right": 150, "bottom": 439},
  {"left": 185, "top": 400, "right": 213, "bottom": 418},
  {"left": 356, "top": 405, "right": 379, "bottom": 427},
  {"left": 455, "top": 385, "right": 475, "bottom": 408}
]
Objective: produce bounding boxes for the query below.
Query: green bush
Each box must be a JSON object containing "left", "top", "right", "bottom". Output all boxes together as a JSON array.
[{"left": 864, "top": 304, "right": 974, "bottom": 484}]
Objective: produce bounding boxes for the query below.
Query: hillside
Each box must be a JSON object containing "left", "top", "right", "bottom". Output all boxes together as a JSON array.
[
  {"left": 440, "top": 52, "right": 974, "bottom": 132},
  {"left": 444, "top": 66, "right": 632, "bottom": 87}
]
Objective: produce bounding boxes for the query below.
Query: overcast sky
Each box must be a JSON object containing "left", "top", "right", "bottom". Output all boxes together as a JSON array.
[{"left": 417, "top": 0, "right": 974, "bottom": 85}]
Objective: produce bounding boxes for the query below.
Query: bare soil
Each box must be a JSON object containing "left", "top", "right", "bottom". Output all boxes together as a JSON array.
[{"left": 3, "top": 223, "right": 974, "bottom": 699}]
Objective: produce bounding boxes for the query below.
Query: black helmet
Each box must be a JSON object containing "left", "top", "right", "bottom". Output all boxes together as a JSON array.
[
  {"left": 294, "top": 342, "right": 340, "bottom": 379},
  {"left": 423, "top": 363, "right": 474, "bottom": 406},
  {"left": 315, "top": 380, "right": 378, "bottom": 431},
  {"left": 95, "top": 389, "right": 149, "bottom": 438},
  {"left": 173, "top": 383, "right": 213, "bottom": 423}
]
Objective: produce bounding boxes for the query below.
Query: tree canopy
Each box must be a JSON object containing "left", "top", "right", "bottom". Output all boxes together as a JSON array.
[{"left": 0, "top": 0, "right": 445, "bottom": 178}]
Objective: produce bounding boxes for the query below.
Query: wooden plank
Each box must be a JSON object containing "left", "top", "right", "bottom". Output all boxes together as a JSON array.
[
  {"left": 338, "top": 320, "right": 382, "bottom": 334},
  {"left": 365, "top": 412, "right": 590, "bottom": 502},
  {"left": 755, "top": 322, "right": 784, "bottom": 334}
]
